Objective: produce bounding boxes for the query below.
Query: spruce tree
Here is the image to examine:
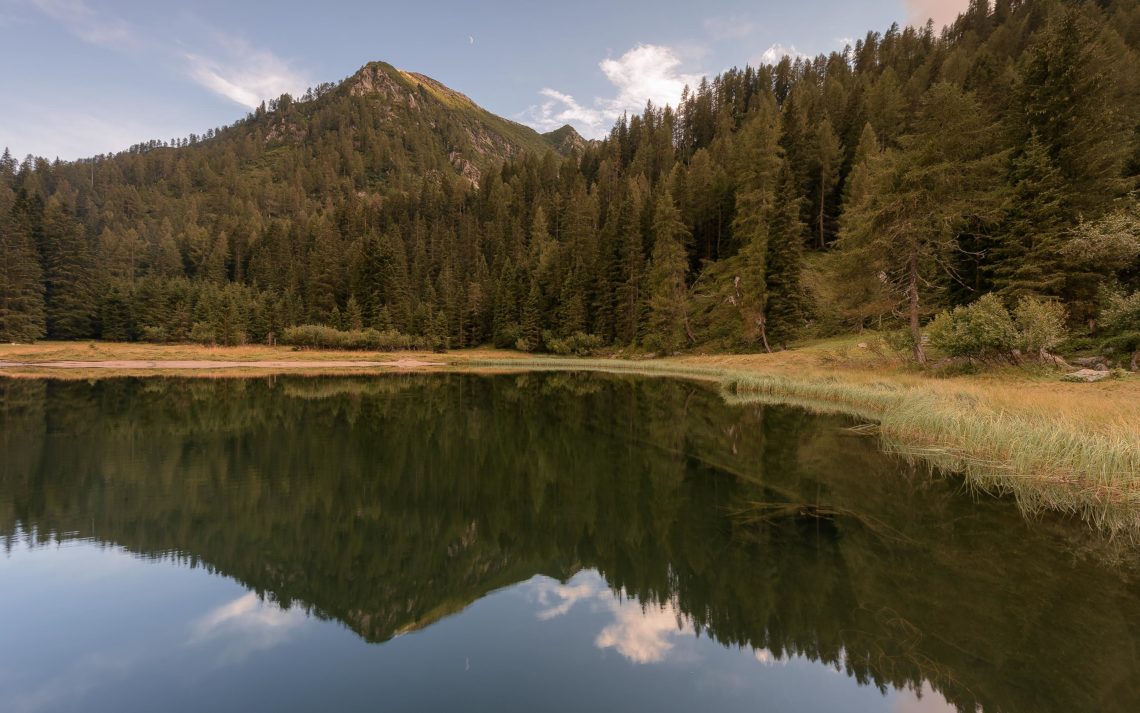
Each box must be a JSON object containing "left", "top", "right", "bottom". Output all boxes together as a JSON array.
[
  {"left": 764, "top": 163, "right": 806, "bottom": 348},
  {"left": 730, "top": 97, "right": 782, "bottom": 348},
  {"left": 0, "top": 193, "right": 45, "bottom": 341},
  {"left": 810, "top": 118, "right": 842, "bottom": 249},
  {"left": 614, "top": 186, "right": 646, "bottom": 345},
  {"left": 989, "top": 134, "right": 1067, "bottom": 301},
  {"left": 42, "top": 200, "right": 97, "bottom": 339},
  {"left": 831, "top": 123, "right": 895, "bottom": 329},
  {"left": 645, "top": 188, "right": 691, "bottom": 353},
  {"left": 837, "top": 84, "right": 1005, "bottom": 362},
  {"left": 1018, "top": 6, "right": 1132, "bottom": 214}
]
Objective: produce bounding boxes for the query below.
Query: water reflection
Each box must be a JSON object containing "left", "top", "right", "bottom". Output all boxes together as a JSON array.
[
  {"left": 531, "top": 571, "right": 695, "bottom": 664},
  {"left": 188, "top": 592, "right": 309, "bottom": 664},
  {"left": 1, "top": 374, "right": 1139, "bottom": 712}
]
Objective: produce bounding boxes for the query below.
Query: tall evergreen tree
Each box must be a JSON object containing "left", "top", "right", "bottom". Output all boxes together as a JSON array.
[
  {"left": 730, "top": 98, "right": 783, "bottom": 348},
  {"left": 838, "top": 84, "right": 1005, "bottom": 362},
  {"left": 0, "top": 191, "right": 45, "bottom": 341},
  {"left": 989, "top": 134, "right": 1068, "bottom": 300},
  {"left": 41, "top": 200, "right": 97, "bottom": 339},
  {"left": 1017, "top": 6, "right": 1132, "bottom": 214},
  {"left": 810, "top": 118, "right": 843, "bottom": 249},
  {"left": 645, "top": 188, "right": 691, "bottom": 353},
  {"left": 764, "top": 163, "right": 806, "bottom": 348}
]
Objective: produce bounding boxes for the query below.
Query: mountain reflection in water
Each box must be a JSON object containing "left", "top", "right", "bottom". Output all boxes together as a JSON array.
[{"left": 1, "top": 373, "right": 1137, "bottom": 713}]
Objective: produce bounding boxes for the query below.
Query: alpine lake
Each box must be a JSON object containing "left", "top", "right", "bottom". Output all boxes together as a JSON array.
[{"left": 2, "top": 372, "right": 1138, "bottom": 713}]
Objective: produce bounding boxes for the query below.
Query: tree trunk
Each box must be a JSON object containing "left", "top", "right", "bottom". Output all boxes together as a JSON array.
[
  {"left": 907, "top": 253, "right": 925, "bottom": 364},
  {"left": 758, "top": 313, "right": 772, "bottom": 354},
  {"left": 683, "top": 311, "right": 696, "bottom": 344},
  {"left": 1131, "top": 349, "right": 1138, "bottom": 372}
]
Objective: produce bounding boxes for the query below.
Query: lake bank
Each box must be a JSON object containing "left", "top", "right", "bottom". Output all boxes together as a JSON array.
[{"left": 3, "top": 339, "right": 1138, "bottom": 534}]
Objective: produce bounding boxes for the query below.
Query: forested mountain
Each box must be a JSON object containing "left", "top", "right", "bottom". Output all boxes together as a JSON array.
[{"left": 1, "top": 0, "right": 1138, "bottom": 355}]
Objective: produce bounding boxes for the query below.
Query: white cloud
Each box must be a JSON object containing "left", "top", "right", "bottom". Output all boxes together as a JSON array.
[
  {"left": 599, "top": 44, "right": 702, "bottom": 115},
  {"left": 30, "top": 0, "right": 137, "bottom": 49},
  {"left": 29, "top": 1, "right": 310, "bottom": 114},
  {"left": 525, "top": 572, "right": 696, "bottom": 666},
  {"left": 754, "top": 43, "right": 808, "bottom": 66},
  {"left": 594, "top": 600, "right": 692, "bottom": 664},
  {"left": 183, "top": 33, "right": 311, "bottom": 109},
  {"left": 523, "top": 43, "right": 703, "bottom": 139},
  {"left": 904, "top": 0, "right": 969, "bottom": 29},
  {"left": 530, "top": 575, "right": 607, "bottom": 620},
  {"left": 188, "top": 592, "right": 308, "bottom": 663}
]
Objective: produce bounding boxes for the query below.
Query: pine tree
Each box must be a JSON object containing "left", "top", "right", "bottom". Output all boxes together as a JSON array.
[
  {"left": 614, "top": 186, "right": 646, "bottom": 345},
  {"left": 305, "top": 218, "right": 343, "bottom": 322},
  {"left": 1018, "top": 6, "right": 1132, "bottom": 214},
  {"left": 645, "top": 188, "right": 691, "bottom": 353},
  {"left": 557, "top": 183, "right": 597, "bottom": 336},
  {"left": 837, "top": 84, "right": 1005, "bottom": 362},
  {"left": 831, "top": 123, "right": 895, "bottom": 329},
  {"left": 42, "top": 200, "right": 97, "bottom": 339},
  {"left": 344, "top": 294, "right": 364, "bottom": 331},
  {"left": 764, "top": 163, "right": 806, "bottom": 348},
  {"left": 810, "top": 118, "right": 842, "bottom": 249},
  {"left": 519, "top": 281, "right": 542, "bottom": 351},
  {"left": 730, "top": 97, "right": 782, "bottom": 348},
  {"left": 989, "top": 134, "right": 1067, "bottom": 301},
  {"left": 0, "top": 193, "right": 45, "bottom": 341}
]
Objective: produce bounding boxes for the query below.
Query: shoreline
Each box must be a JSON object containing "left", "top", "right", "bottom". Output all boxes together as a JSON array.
[{"left": 3, "top": 340, "right": 1138, "bottom": 535}]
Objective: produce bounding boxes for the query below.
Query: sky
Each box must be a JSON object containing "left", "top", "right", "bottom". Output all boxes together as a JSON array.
[{"left": 0, "top": 0, "right": 970, "bottom": 160}]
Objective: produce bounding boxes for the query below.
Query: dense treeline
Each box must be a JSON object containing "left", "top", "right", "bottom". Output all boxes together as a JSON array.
[{"left": 1, "top": 0, "right": 1138, "bottom": 357}]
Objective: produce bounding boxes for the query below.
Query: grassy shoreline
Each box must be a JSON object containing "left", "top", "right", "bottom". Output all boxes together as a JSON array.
[{"left": 3, "top": 339, "right": 1138, "bottom": 534}]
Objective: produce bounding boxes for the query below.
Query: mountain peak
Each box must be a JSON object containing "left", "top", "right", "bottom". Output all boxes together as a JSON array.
[
  {"left": 542, "top": 124, "right": 589, "bottom": 154},
  {"left": 326, "top": 61, "right": 559, "bottom": 185}
]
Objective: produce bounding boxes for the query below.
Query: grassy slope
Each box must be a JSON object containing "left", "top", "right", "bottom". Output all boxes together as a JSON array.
[{"left": 3, "top": 337, "right": 1138, "bottom": 532}]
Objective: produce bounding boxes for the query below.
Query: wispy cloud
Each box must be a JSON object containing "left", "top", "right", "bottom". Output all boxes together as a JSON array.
[
  {"left": 531, "top": 576, "right": 607, "bottom": 621},
  {"left": 523, "top": 43, "right": 703, "bottom": 139},
  {"left": 30, "top": 0, "right": 138, "bottom": 49},
  {"left": 904, "top": 0, "right": 969, "bottom": 29},
  {"left": 182, "top": 33, "right": 311, "bottom": 109},
  {"left": 188, "top": 592, "right": 308, "bottom": 664},
  {"left": 28, "top": 1, "right": 311, "bottom": 112},
  {"left": 0, "top": 98, "right": 171, "bottom": 159}
]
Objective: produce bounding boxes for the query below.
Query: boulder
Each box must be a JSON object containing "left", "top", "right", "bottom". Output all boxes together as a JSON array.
[{"left": 1062, "top": 369, "right": 1111, "bottom": 383}]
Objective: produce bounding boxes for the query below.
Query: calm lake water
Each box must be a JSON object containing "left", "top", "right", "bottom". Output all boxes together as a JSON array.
[{"left": 1, "top": 373, "right": 1138, "bottom": 713}]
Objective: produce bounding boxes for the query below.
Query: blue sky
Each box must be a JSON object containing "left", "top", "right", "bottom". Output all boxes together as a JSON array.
[{"left": 0, "top": 0, "right": 968, "bottom": 160}]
